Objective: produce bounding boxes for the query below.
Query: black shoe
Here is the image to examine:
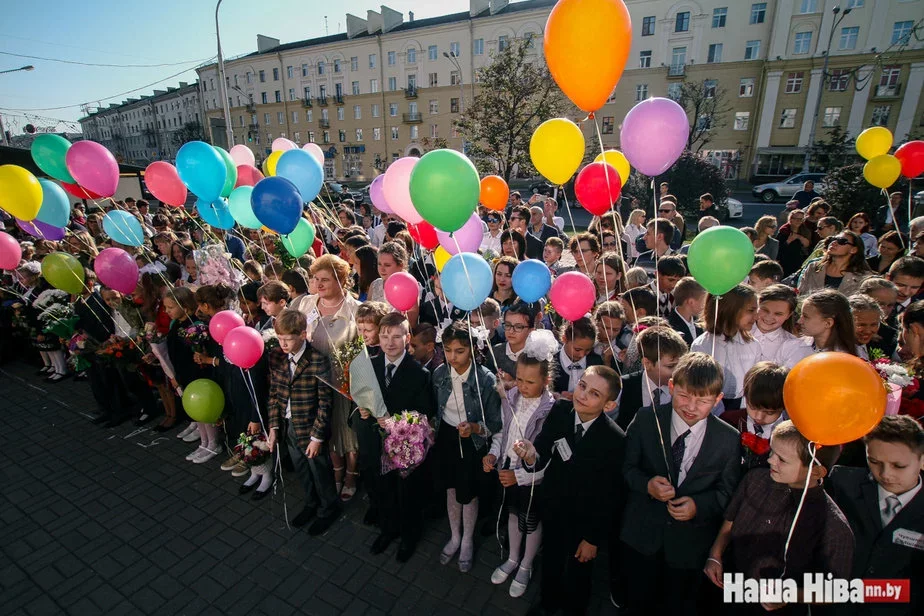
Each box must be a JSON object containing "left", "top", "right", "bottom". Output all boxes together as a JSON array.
[
  {"left": 308, "top": 509, "right": 340, "bottom": 536},
  {"left": 291, "top": 507, "right": 317, "bottom": 528},
  {"left": 370, "top": 532, "right": 396, "bottom": 555},
  {"left": 36, "top": 366, "right": 52, "bottom": 376},
  {"left": 363, "top": 507, "right": 380, "bottom": 526},
  {"left": 251, "top": 487, "right": 271, "bottom": 501},
  {"left": 239, "top": 481, "right": 258, "bottom": 495},
  {"left": 396, "top": 540, "right": 415, "bottom": 563},
  {"left": 104, "top": 416, "right": 127, "bottom": 428},
  {"left": 46, "top": 372, "right": 68, "bottom": 383}
]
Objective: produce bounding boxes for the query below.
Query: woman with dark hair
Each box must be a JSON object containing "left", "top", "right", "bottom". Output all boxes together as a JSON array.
[
  {"left": 490, "top": 256, "right": 519, "bottom": 309},
  {"left": 353, "top": 245, "right": 379, "bottom": 302},
  {"left": 847, "top": 212, "right": 877, "bottom": 258},
  {"left": 867, "top": 230, "right": 907, "bottom": 274},
  {"left": 798, "top": 230, "right": 872, "bottom": 296},
  {"left": 775, "top": 209, "right": 812, "bottom": 277},
  {"left": 338, "top": 208, "right": 357, "bottom": 227},
  {"left": 281, "top": 268, "right": 312, "bottom": 314},
  {"left": 500, "top": 229, "right": 527, "bottom": 261}
]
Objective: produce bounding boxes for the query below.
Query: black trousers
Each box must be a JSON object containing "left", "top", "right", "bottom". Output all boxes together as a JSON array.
[
  {"left": 540, "top": 513, "right": 595, "bottom": 616},
  {"left": 283, "top": 419, "right": 339, "bottom": 518},
  {"left": 88, "top": 360, "right": 125, "bottom": 417},
  {"left": 355, "top": 415, "right": 384, "bottom": 512},
  {"left": 623, "top": 542, "right": 702, "bottom": 616},
  {"left": 379, "top": 459, "right": 429, "bottom": 545}
]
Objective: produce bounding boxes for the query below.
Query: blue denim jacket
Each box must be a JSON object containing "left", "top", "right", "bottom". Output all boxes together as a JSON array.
[{"left": 432, "top": 362, "right": 502, "bottom": 450}]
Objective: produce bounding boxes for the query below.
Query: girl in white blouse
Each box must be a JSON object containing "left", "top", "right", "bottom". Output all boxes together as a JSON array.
[{"left": 751, "top": 284, "right": 813, "bottom": 368}]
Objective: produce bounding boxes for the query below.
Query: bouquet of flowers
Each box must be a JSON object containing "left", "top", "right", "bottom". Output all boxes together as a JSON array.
[
  {"left": 381, "top": 410, "right": 435, "bottom": 478},
  {"left": 35, "top": 289, "right": 78, "bottom": 338},
  {"left": 331, "top": 335, "right": 365, "bottom": 397},
  {"left": 232, "top": 432, "right": 271, "bottom": 468},
  {"left": 179, "top": 322, "right": 210, "bottom": 352},
  {"left": 95, "top": 336, "right": 139, "bottom": 367},
  {"left": 142, "top": 322, "right": 167, "bottom": 346},
  {"left": 67, "top": 332, "right": 97, "bottom": 372},
  {"left": 871, "top": 355, "right": 919, "bottom": 416},
  {"left": 193, "top": 244, "right": 244, "bottom": 291},
  {"left": 274, "top": 236, "right": 297, "bottom": 270},
  {"left": 261, "top": 328, "right": 279, "bottom": 351}
]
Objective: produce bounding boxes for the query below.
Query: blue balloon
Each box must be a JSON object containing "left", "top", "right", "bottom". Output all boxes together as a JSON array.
[
  {"left": 251, "top": 176, "right": 303, "bottom": 235},
  {"left": 103, "top": 210, "right": 145, "bottom": 247},
  {"left": 441, "top": 253, "right": 493, "bottom": 311},
  {"left": 176, "top": 141, "right": 227, "bottom": 202},
  {"left": 196, "top": 198, "right": 235, "bottom": 230},
  {"left": 512, "top": 259, "right": 552, "bottom": 303},
  {"left": 36, "top": 179, "right": 70, "bottom": 228},
  {"left": 275, "top": 149, "right": 323, "bottom": 203}
]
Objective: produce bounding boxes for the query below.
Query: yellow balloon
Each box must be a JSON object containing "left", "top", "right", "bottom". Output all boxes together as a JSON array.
[
  {"left": 433, "top": 246, "right": 451, "bottom": 272},
  {"left": 261, "top": 225, "right": 277, "bottom": 236},
  {"left": 594, "top": 150, "right": 631, "bottom": 186},
  {"left": 263, "top": 150, "right": 283, "bottom": 177},
  {"left": 863, "top": 154, "right": 902, "bottom": 189},
  {"left": 0, "top": 164, "right": 43, "bottom": 221},
  {"left": 856, "top": 126, "right": 893, "bottom": 160},
  {"left": 530, "top": 118, "right": 585, "bottom": 185}
]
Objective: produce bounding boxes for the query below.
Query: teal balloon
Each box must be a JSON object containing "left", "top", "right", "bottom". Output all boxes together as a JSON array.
[
  {"left": 36, "top": 179, "right": 71, "bottom": 228},
  {"left": 182, "top": 378, "right": 225, "bottom": 423},
  {"left": 281, "top": 218, "right": 316, "bottom": 258},
  {"left": 196, "top": 198, "right": 235, "bottom": 230},
  {"left": 103, "top": 210, "right": 145, "bottom": 247},
  {"left": 176, "top": 140, "right": 226, "bottom": 202},
  {"left": 30, "top": 134, "right": 75, "bottom": 183},
  {"left": 215, "top": 146, "right": 238, "bottom": 198},
  {"left": 276, "top": 149, "right": 323, "bottom": 202},
  {"left": 408, "top": 149, "right": 480, "bottom": 232},
  {"left": 228, "top": 186, "right": 262, "bottom": 229},
  {"left": 686, "top": 226, "right": 755, "bottom": 296},
  {"left": 441, "top": 252, "right": 493, "bottom": 311}
]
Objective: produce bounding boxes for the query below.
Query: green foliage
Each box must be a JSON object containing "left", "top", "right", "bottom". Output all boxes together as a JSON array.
[
  {"left": 173, "top": 121, "right": 207, "bottom": 148},
  {"left": 823, "top": 163, "right": 909, "bottom": 221},
  {"left": 623, "top": 152, "right": 728, "bottom": 221},
  {"left": 809, "top": 125, "right": 858, "bottom": 172}
]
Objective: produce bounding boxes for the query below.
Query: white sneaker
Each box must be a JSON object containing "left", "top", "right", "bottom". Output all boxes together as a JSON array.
[
  {"left": 193, "top": 447, "right": 221, "bottom": 464},
  {"left": 177, "top": 422, "right": 198, "bottom": 440},
  {"left": 509, "top": 567, "right": 532, "bottom": 598},
  {"left": 186, "top": 446, "right": 205, "bottom": 461}
]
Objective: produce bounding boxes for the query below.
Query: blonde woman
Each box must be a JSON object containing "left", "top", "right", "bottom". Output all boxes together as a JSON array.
[
  {"left": 622, "top": 209, "right": 646, "bottom": 259},
  {"left": 753, "top": 216, "right": 779, "bottom": 261}
]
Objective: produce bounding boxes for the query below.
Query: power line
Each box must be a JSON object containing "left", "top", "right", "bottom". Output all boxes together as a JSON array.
[{"left": 0, "top": 50, "right": 212, "bottom": 69}]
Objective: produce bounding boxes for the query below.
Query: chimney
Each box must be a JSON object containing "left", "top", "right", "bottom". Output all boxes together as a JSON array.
[
  {"left": 256, "top": 35, "right": 281, "bottom": 54},
  {"left": 367, "top": 9, "right": 383, "bottom": 33},
  {"left": 489, "top": 0, "right": 509, "bottom": 15},
  {"left": 409, "top": 11, "right": 414, "bottom": 21},
  {"left": 381, "top": 6, "right": 403, "bottom": 33},
  {"left": 346, "top": 13, "right": 368, "bottom": 39},
  {"left": 469, "top": 0, "right": 489, "bottom": 17}
]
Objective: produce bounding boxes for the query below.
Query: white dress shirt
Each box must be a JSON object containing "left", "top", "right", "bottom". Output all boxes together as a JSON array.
[
  {"left": 505, "top": 343, "right": 525, "bottom": 364},
  {"left": 751, "top": 324, "right": 814, "bottom": 369},
  {"left": 442, "top": 363, "right": 471, "bottom": 426},
  {"left": 641, "top": 372, "right": 672, "bottom": 408},
  {"left": 284, "top": 341, "right": 307, "bottom": 420},
  {"left": 573, "top": 411, "right": 596, "bottom": 437},
  {"left": 112, "top": 309, "right": 136, "bottom": 339},
  {"left": 479, "top": 231, "right": 503, "bottom": 255},
  {"left": 670, "top": 410, "right": 708, "bottom": 485},
  {"left": 383, "top": 350, "right": 406, "bottom": 380},
  {"left": 746, "top": 413, "right": 787, "bottom": 437},
  {"left": 559, "top": 348, "right": 587, "bottom": 393},
  {"left": 878, "top": 477, "right": 922, "bottom": 527},
  {"left": 691, "top": 332, "right": 762, "bottom": 399}
]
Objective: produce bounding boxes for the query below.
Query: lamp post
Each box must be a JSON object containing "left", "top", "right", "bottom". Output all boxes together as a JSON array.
[
  {"left": 0, "top": 65, "right": 34, "bottom": 146},
  {"left": 443, "top": 51, "right": 465, "bottom": 153},
  {"left": 802, "top": 4, "right": 851, "bottom": 173},
  {"left": 215, "top": 0, "right": 235, "bottom": 149}
]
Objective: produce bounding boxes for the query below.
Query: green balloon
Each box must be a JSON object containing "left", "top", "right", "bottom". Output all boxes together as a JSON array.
[
  {"left": 408, "top": 149, "right": 480, "bottom": 233},
  {"left": 41, "top": 252, "right": 85, "bottom": 295},
  {"left": 686, "top": 226, "right": 755, "bottom": 296},
  {"left": 182, "top": 378, "right": 225, "bottom": 423},
  {"left": 215, "top": 147, "right": 238, "bottom": 198},
  {"left": 30, "top": 134, "right": 75, "bottom": 183},
  {"left": 281, "top": 217, "right": 316, "bottom": 258},
  {"left": 228, "top": 186, "right": 262, "bottom": 229}
]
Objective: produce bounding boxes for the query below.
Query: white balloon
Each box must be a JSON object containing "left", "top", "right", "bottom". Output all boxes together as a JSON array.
[
  {"left": 272, "top": 138, "right": 297, "bottom": 152},
  {"left": 302, "top": 142, "right": 325, "bottom": 167},
  {"left": 229, "top": 145, "right": 255, "bottom": 167}
]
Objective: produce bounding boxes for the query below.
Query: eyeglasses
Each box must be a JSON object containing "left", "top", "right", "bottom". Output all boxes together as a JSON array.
[
  {"left": 658, "top": 209, "right": 673, "bottom": 214},
  {"left": 484, "top": 217, "right": 500, "bottom": 223},
  {"left": 503, "top": 323, "right": 533, "bottom": 332},
  {"left": 831, "top": 236, "right": 853, "bottom": 246}
]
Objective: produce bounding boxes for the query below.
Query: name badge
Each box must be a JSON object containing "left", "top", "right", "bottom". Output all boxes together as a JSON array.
[
  {"left": 306, "top": 308, "right": 320, "bottom": 326},
  {"left": 892, "top": 528, "right": 924, "bottom": 551},
  {"left": 554, "top": 438, "right": 573, "bottom": 462}
]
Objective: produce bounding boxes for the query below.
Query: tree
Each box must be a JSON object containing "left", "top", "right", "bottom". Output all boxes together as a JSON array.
[
  {"left": 420, "top": 136, "right": 449, "bottom": 152},
  {"left": 624, "top": 152, "right": 729, "bottom": 222},
  {"left": 675, "top": 77, "right": 732, "bottom": 152},
  {"left": 172, "top": 121, "right": 207, "bottom": 148},
  {"left": 455, "top": 39, "right": 570, "bottom": 183},
  {"left": 808, "top": 125, "right": 857, "bottom": 172},
  {"left": 823, "top": 163, "right": 909, "bottom": 222}
]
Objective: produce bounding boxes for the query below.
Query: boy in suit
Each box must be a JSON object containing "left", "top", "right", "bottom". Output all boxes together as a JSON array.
[
  {"left": 666, "top": 277, "right": 705, "bottom": 347},
  {"left": 621, "top": 352, "right": 742, "bottom": 615},
  {"left": 827, "top": 415, "right": 924, "bottom": 615},
  {"left": 615, "top": 326, "right": 688, "bottom": 431},
  {"left": 266, "top": 310, "right": 341, "bottom": 535},
  {"left": 649, "top": 255, "right": 686, "bottom": 316},
  {"left": 360, "top": 312, "right": 435, "bottom": 562},
  {"left": 515, "top": 365, "right": 626, "bottom": 616},
  {"left": 553, "top": 317, "right": 603, "bottom": 400},
  {"left": 720, "top": 361, "right": 789, "bottom": 472}
]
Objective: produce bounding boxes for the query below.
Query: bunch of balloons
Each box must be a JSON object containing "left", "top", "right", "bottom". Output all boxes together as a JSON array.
[
  {"left": 207, "top": 310, "right": 265, "bottom": 370},
  {"left": 857, "top": 127, "right": 902, "bottom": 189}
]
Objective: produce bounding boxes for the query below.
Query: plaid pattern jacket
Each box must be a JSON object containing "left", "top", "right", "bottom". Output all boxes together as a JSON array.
[{"left": 267, "top": 344, "right": 333, "bottom": 449}]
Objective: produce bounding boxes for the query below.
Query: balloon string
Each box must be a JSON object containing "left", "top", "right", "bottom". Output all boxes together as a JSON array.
[
  {"left": 712, "top": 296, "right": 720, "bottom": 357},
  {"left": 883, "top": 188, "right": 905, "bottom": 250},
  {"left": 781, "top": 442, "right": 818, "bottom": 577}
]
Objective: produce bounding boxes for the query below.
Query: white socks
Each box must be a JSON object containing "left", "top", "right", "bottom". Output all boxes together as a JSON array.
[
  {"left": 460, "top": 498, "right": 479, "bottom": 564},
  {"left": 521, "top": 522, "right": 542, "bottom": 571},
  {"left": 198, "top": 423, "right": 220, "bottom": 451},
  {"left": 49, "top": 350, "right": 66, "bottom": 375},
  {"left": 443, "top": 489, "right": 462, "bottom": 556}
]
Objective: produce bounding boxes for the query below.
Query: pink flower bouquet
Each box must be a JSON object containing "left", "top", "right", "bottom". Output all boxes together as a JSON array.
[{"left": 381, "top": 410, "right": 435, "bottom": 478}]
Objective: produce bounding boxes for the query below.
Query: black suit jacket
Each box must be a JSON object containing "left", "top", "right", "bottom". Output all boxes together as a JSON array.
[
  {"left": 75, "top": 292, "right": 114, "bottom": 343},
  {"left": 666, "top": 308, "right": 702, "bottom": 347},
  {"left": 525, "top": 231, "right": 545, "bottom": 260},
  {"left": 372, "top": 353, "right": 434, "bottom": 419},
  {"left": 551, "top": 352, "right": 603, "bottom": 395},
  {"left": 615, "top": 372, "right": 643, "bottom": 431},
  {"left": 621, "top": 404, "right": 742, "bottom": 569}
]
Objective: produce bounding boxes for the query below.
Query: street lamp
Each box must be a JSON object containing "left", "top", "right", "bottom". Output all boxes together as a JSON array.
[
  {"left": 802, "top": 4, "right": 852, "bottom": 172},
  {"left": 0, "top": 65, "right": 35, "bottom": 145},
  {"left": 443, "top": 51, "right": 465, "bottom": 153},
  {"left": 215, "top": 0, "right": 235, "bottom": 149}
]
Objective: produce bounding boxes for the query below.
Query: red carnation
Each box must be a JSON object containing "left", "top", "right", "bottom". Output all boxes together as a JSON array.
[{"left": 741, "top": 431, "right": 770, "bottom": 455}]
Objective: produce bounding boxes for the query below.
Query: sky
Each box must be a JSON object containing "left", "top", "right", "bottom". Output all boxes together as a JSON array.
[{"left": 0, "top": 0, "right": 470, "bottom": 134}]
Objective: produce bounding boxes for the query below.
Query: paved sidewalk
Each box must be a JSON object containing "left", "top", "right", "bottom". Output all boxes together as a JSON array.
[{"left": 0, "top": 362, "right": 615, "bottom": 615}]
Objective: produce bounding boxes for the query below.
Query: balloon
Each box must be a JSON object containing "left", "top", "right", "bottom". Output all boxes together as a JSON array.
[
  {"left": 686, "top": 226, "right": 755, "bottom": 295},
  {"left": 272, "top": 137, "right": 297, "bottom": 152},
  {"left": 263, "top": 150, "right": 283, "bottom": 177},
  {"left": 229, "top": 144, "right": 256, "bottom": 168},
  {"left": 251, "top": 176, "right": 303, "bottom": 234},
  {"left": 549, "top": 271, "right": 595, "bottom": 321},
  {"left": 368, "top": 174, "right": 393, "bottom": 214},
  {"left": 302, "top": 142, "right": 325, "bottom": 167},
  {"left": 383, "top": 157, "right": 421, "bottom": 224},
  {"left": 621, "top": 97, "right": 690, "bottom": 177},
  {"left": 94, "top": 247, "right": 139, "bottom": 294},
  {"left": 783, "top": 353, "right": 886, "bottom": 445},
  {"left": 41, "top": 252, "right": 85, "bottom": 295},
  {"left": 235, "top": 164, "right": 264, "bottom": 188},
  {"left": 60, "top": 182, "right": 101, "bottom": 200},
  {"left": 276, "top": 149, "right": 324, "bottom": 202},
  {"left": 214, "top": 147, "right": 238, "bottom": 198},
  {"left": 224, "top": 326, "right": 265, "bottom": 369},
  {"left": 530, "top": 118, "right": 585, "bottom": 186},
  {"left": 409, "top": 149, "right": 480, "bottom": 232},
  {"left": 228, "top": 186, "right": 262, "bottom": 229},
  {"left": 408, "top": 222, "right": 439, "bottom": 250},
  {"left": 437, "top": 213, "right": 483, "bottom": 255},
  {"left": 433, "top": 246, "right": 451, "bottom": 272},
  {"left": 209, "top": 310, "right": 246, "bottom": 345},
  {"left": 479, "top": 175, "right": 509, "bottom": 212},
  {"left": 281, "top": 217, "right": 316, "bottom": 258},
  {"left": 30, "top": 134, "right": 75, "bottom": 183},
  {"left": 895, "top": 140, "right": 924, "bottom": 178},
  {"left": 103, "top": 210, "right": 145, "bottom": 247},
  {"left": 544, "top": 0, "right": 632, "bottom": 112},
  {"left": 574, "top": 162, "right": 622, "bottom": 216},
  {"left": 383, "top": 272, "right": 419, "bottom": 311},
  {"left": 176, "top": 141, "right": 227, "bottom": 202},
  {"left": 512, "top": 259, "right": 552, "bottom": 303},
  {"left": 144, "top": 161, "right": 187, "bottom": 207},
  {"left": 36, "top": 179, "right": 71, "bottom": 228},
  {"left": 441, "top": 253, "right": 492, "bottom": 311},
  {"left": 0, "top": 165, "right": 43, "bottom": 221},
  {"left": 17, "top": 218, "right": 66, "bottom": 241},
  {"left": 594, "top": 150, "right": 631, "bottom": 186},
  {"left": 182, "top": 379, "right": 225, "bottom": 423},
  {"left": 65, "top": 141, "right": 119, "bottom": 198},
  {"left": 196, "top": 198, "right": 235, "bottom": 230},
  {"left": 863, "top": 154, "right": 902, "bottom": 189},
  {"left": 0, "top": 231, "right": 22, "bottom": 270},
  {"left": 855, "top": 126, "right": 893, "bottom": 160}
]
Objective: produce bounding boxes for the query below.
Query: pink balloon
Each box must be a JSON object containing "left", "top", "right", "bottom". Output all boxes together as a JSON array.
[
  {"left": 368, "top": 174, "right": 392, "bottom": 214},
  {"left": 302, "top": 143, "right": 325, "bottom": 167},
  {"left": 229, "top": 144, "right": 256, "bottom": 167},
  {"left": 209, "top": 310, "right": 245, "bottom": 345},
  {"left": 383, "top": 271, "right": 419, "bottom": 311},
  {"left": 224, "top": 326, "right": 265, "bottom": 369},
  {"left": 272, "top": 137, "right": 297, "bottom": 152},
  {"left": 235, "top": 165, "right": 265, "bottom": 188},
  {"left": 620, "top": 97, "right": 690, "bottom": 177},
  {"left": 94, "top": 247, "right": 139, "bottom": 294},
  {"left": 65, "top": 140, "right": 119, "bottom": 198},
  {"left": 437, "top": 212, "right": 483, "bottom": 255},
  {"left": 145, "top": 161, "right": 187, "bottom": 207},
  {"left": 383, "top": 157, "right": 421, "bottom": 224},
  {"left": 549, "top": 271, "right": 596, "bottom": 321},
  {"left": 0, "top": 231, "right": 22, "bottom": 270}
]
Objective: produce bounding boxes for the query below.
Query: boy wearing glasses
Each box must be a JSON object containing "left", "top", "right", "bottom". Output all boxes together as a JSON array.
[{"left": 488, "top": 301, "right": 537, "bottom": 388}]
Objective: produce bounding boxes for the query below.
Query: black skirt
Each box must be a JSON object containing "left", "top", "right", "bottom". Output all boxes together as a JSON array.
[
  {"left": 502, "top": 482, "right": 542, "bottom": 533},
  {"left": 435, "top": 420, "right": 484, "bottom": 505}
]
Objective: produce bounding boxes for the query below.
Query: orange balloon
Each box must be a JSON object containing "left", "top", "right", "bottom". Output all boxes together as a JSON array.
[
  {"left": 479, "top": 175, "right": 509, "bottom": 211},
  {"left": 783, "top": 353, "right": 886, "bottom": 446},
  {"left": 544, "top": 0, "right": 632, "bottom": 113}
]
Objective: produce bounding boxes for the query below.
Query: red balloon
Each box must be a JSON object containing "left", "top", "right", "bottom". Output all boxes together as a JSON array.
[
  {"left": 408, "top": 222, "right": 439, "bottom": 250},
  {"left": 235, "top": 164, "right": 265, "bottom": 188},
  {"left": 895, "top": 140, "right": 924, "bottom": 179},
  {"left": 144, "top": 161, "right": 187, "bottom": 207},
  {"left": 574, "top": 162, "right": 622, "bottom": 216},
  {"left": 61, "top": 182, "right": 101, "bottom": 200}
]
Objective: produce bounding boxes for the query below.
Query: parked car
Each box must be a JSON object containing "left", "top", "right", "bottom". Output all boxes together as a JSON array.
[
  {"left": 752, "top": 173, "right": 827, "bottom": 203},
  {"left": 724, "top": 197, "right": 743, "bottom": 220}
]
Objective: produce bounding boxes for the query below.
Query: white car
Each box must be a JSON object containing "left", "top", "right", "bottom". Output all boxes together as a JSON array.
[{"left": 725, "top": 197, "right": 743, "bottom": 220}]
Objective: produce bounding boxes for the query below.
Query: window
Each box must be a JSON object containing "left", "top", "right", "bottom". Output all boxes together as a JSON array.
[
  {"left": 369, "top": 104, "right": 378, "bottom": 118},
  {"left": 799, "top": 0, "right": 818, "bottom": 13},
  {"left": 261, "top": 92, "right": 268, "bottom": 104},
  {"left": 428, "top": 72, "right": 438, "bottom": 87},
  {"left": 739, "top": 78, "right": 755, "bottom": 97},
  {"left": 704, "top": 80, "right": 718, "bottom": 98},
  {"left": 277, "top": 112, "right": 284, "bottom": 124},
  {"left": 333, "top": 59, "right": 341, "bottom": 73},
  {"left": 370, "top": 79, "right": 379, "bottom": 93},
  {"left": 353, "top": 105, "right": 361, "bottom": 120},
  {"left": 289, "top": 88, "right": 296, "bottom": 101},
  {"left": 696, "top": 115, "right": 712, "bottom": 131},
  {"left": 407, "top": 48, "right": 416, "bottom": 63},
  {"left": 337, "top": 107, "right": 344, "bottom": 121},
  {"left": 409, "top": 101, "right": 418, "bottom": 115},
  {"left": 274, "top": 90, "right": 281, "bottom": 103},
  {"left": 428, "top": 45, "right": 438, "bottom": 61},
  {"left": 450, "top": 71, "right": 461, "bottom": 86},
  {"left": 880, "top": 66, "right": 900, "bottom": 88},
  {"left": 829, "top": 68, "right": 850, "bottom": 91},
  {"left": 389, "top": 103, "right": 398, "bottom": 117},
  {"left": 667, "top": 83, "right": 682, "bottom": 101},
  {"left": 523, "top": 32, "right": 536, "bottom": 49},
  {"left": 374, "top": 127, "right": 381, "bottom": 141},
  {"left": 635, "top": 84, "right": 649, "bottom": 101},
  {"left": 410, "top": 125, "right": 418, "bottom": 140},
  {"left": 263, "top": 112, "right": 271, "bottom": 124},
  {"left": 675, "top": 11, "right": 690, "bottom": 33},
  {"left": 872, "top": 105, "right": 891, "bottom": 126},
  {"left": 839, "top": 27, "right": 859, "bottom": 50},
  {"left": 708, "top": 44, "right": 723, "bottom": 63},
  {"left": 368, "top": 54, "right": 376, "bottom": 69},
  {"left": 642, "top": 16, "right": 655, "bottom": 36},
  {"left": 498, "top": 35, "right": 509, "bottom": 52},
  {"left": 351, "top": 56, "right": 358, "bottom": 71},
  {"left": 356, "top": 128, "right": 363, "bottom": 141},
  {"left": 387, "top": 51, "right": 396, "bottom": 66},
  {"left": 713, "top": 7, "right": 727, "bottom": 28},
  {"left": 892, "top": 21, "right": 913, "bottom": 45},
  {"left": 451, "top": 98, "right": 459, "bottom": 113},
  {"left": 303, "top": 86, "right": 311, "bottom": 99},
  {"left": 338, "top": 129, "right": 346, "bottom": 143},
  {"left": 247, "top": 71, "right": 254, "bottom": 84},
  {"left": 822, "top": 107, "right": 842, "bottom": 127},
  {"left": 745, "top": 40, "right": 761, "bottom": 60},
  {"left": 429, "top": 99, "right": 438, "bottom": 114},
  {"left": 600, "top": 116, "right": 615, "bottom": 135},
  {"left": 301, "top": 64, "right": 308, "bottom": 77},
  {"left": 259, "top": 70, "right": 266, "bottom": 82},
  {"left": 450, "top": 42, "right": 460, "bottom": 57},
  {"left": 321, "top": 108, "right": 328, "bottom": 121},
  {"left": 318, "top": 62, "right": 325, "bottom": 75},
  {"left": 780, "top": 108, "right": 797, "bottom": 128},
  {"left": 793, "top": 32, "right": 812, "bottom": 55},
  {"left": 273, "top": 68, "right": 279, "bottom": 81},
  {"left": 734, "top": 111, "right": 750, "bottom": 131},
  {"left": 639, "top": 50, "right": 652, "bottom": 68},
  {"left": 474, "top": 39, "right": 484, "bottom": 55},
  {"left": 430, "top": 124, "right": 438, "bottom": 138},
  {"left": 292, "top": 111, "right": 298, "bottom": 123},
  {"left": 391, "top": 126, "right": 399, "bottom": 140},
  {"left": 846, "top": 0, "right": 864, "bottom": 7},
  {"left": 785, "top": 72, "right": 804, "bottom": 93},
  {"left": 322, "top": 130, "right": 330, "bottom": 143},
  {"left": 287, "top": 66, "right": 294, "bottom": 79},
  {"left": 671, "top": 47, "right": 686, "bottom": 70},
  {"left": 307, "top": 110, "right": 312, "bottom": 122},
  {"left": 750, "top": 3, "right": 766, "bottom": 24},
  {"left": 352, "top": 81, "right": 360, "bottom": 95}
]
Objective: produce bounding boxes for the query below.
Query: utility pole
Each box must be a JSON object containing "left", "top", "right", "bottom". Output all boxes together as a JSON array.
[
  {"left": 216, "top": 0, "right": 234, "bottom": 148},
  {"left": 0, "top": 65, "right": 34, "bottom": 145}
]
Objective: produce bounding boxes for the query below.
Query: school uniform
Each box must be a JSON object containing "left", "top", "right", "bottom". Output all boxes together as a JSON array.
[
  {"left": 551, "top": 348, "right": 603, "bottom": 396},
  {"left": 751, "top": 324, "right": 814, "bottom": 369},
  {"left": 613, "top": 371, "right": 671, "bottom": 432},
  {"left": 691, "top": 332, "right": 761, "bottom": 410},
  {"left": 667, "top": 308, "right": 703, "bottom": 347},
  {"left": 486, "top": 341, "right": 522, "bottom": 377},
  {"left": 418, "top": 293, "right": 467, "bottom": 328},
  {"left": 720, "top": 410, "right": 787, "bottom": 472}
]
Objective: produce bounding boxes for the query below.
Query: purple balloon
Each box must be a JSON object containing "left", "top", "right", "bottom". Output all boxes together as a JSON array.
[
  {"left": 437, "top": 212, "right": 483, "bottom": 255},
  {"left": 369, "top": 174, "right": 393, "bottom": 215},
  {"left": 620, "top": 97, "right": 690, "bottom": 177},
  {"left": 94, "top": 247, "right": 139, "bottom": 295},
  {"left": 16, "top": 218, "right": 66, "bottom": 241}
]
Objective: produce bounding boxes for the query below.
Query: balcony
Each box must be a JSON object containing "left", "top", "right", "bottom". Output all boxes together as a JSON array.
[
  {"left": 874, "top": 83, "right": 902, "bottom": 99},
  {"left": 334, "top": 94, "right": 344, "bottom": 105},
  {"left": 667, "top": 64, "right": 685, "bottom": 78},
  {"left": 405, "top": 87, "right": 418, "bottom": 99},
  {"left": 245, "top": 103, "right": 256, "bottom": 113},
  {"left": 316, "top": 96, "right": 328, "bottom": 106},
  {"left": 403, "top": 112, "right": 422, "bottom": 124},
  {"left": 303, "top": 98, "right": 313, "bottom": 108},
  {"left": 319, "top": 119, "right": 330, "bottom": 129},
  {"left": 248, "top": 123, "right": 259, "bottom": 131}
]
